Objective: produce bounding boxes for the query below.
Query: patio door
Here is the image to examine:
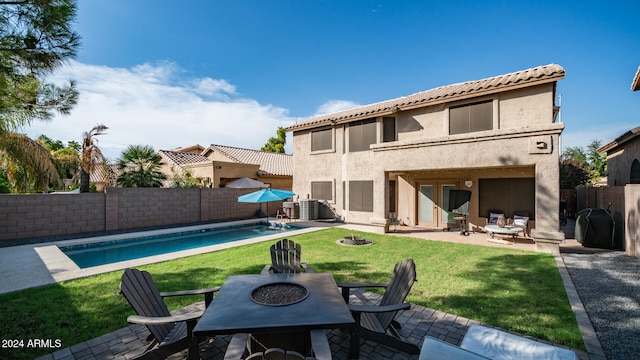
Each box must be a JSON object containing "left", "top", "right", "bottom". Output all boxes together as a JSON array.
[{"left": 418, "top": 183, "right": 457, "bottom": 227}]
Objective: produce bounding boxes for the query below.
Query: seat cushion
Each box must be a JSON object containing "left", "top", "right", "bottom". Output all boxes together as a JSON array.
[
  {"left": 513, "top": 215, "right": 529, "bottom": 227},
  {"left": 460, "top": 325, "right": 577, "bottom": 360},
  {"left": 419, "top": 337, "right": 489, "bottom": 360},
  {"left": 488, "top": 213, "right": 503, "bottom": 224}
]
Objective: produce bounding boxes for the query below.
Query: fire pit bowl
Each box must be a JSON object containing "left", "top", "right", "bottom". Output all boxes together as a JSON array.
[
  {"left": 250, "top": 282, "right": 309, "bottom": 306},
  {"left": 336, "top": 236, "right": 374, "bottom": 246}
]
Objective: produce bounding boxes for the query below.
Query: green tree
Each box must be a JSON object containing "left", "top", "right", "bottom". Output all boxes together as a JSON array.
[
  {"left": 561, "top": 146, "right": 587, "bottom": 164},
  {"left": 586, "top": 139, "right": 607, "bottom": 181},
  {"left": 0, "top": 171, "right": 11, "bottom": 193},
  {"left": 37, "top": 134, "right": 80, "bottom": 189},
  {"left": 0, "top": 0, "right": 80, "bottom": 192},
  {"left": 261, "top": 126, "right": 286, "bottom": 153},
  {"left": 116, "top": 145, "right": 167, "bottom": 187},
  {"left": 169, "top": 169, "right": 202, "bottom": 188},
  {"left": 0, "top": 131, "right": 59, "bottom": 192},
  {"left": 560, "top": 139, "right": 608, "bottom": 187},
  {"left": 560, "top": 159, "right": 590, "bottom": 189},
  {"left": 80, "top": 124, "right": 109, "bottom": 192}
]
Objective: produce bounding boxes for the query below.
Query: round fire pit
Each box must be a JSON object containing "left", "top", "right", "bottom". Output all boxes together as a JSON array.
[
  {"left": 250, "top": 282, "right": 309, "bottom": 306},
  {"left": 336, "top": 236, "right": 374, "bottom": 246}
]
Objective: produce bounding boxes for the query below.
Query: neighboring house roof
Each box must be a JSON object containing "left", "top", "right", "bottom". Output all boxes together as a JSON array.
[
  {"left": 159, "top": 145, "right": 293, "bottom": 177},
  {"left": 632, "top": 66, "right": 640, "bottom": 91},
  {"left": 203, "top": 144, "right": 293, "bottom": 177},
  {"left": 159, "top": 150, "right": 210, "bottom": 168},
  {"left": 287, "top": 64, "right": 565, "bottom": 131},
  {"left": 90, "top": 164, "right": 118, "bottom": 184},
  {"left": 172, "top": 144, "right": 206, "bottom": 154},
  {"left": 597, "top": 125, "right": 640, "bottom": 154}
]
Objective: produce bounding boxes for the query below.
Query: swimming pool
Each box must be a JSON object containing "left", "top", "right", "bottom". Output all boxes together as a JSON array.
[{"left": 59, "top": 222, "right": 300, "bottom": 269}]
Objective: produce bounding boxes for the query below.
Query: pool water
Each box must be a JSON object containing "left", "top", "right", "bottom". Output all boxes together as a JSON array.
[{"left": 59, "top": 223, "right": 298, "bottom": 269}]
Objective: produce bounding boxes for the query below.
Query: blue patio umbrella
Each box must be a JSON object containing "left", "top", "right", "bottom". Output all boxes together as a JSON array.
[{"left": 238, "top": 188, "right": 295, "bottom": 218}]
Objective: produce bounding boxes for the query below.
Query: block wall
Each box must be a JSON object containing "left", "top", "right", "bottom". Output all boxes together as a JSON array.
[
  {"left": 0, "top": 193, "right": 105, "bottom": 245},
  {"left": 0, "top": 187, "right": 265, "bottom": 246}
]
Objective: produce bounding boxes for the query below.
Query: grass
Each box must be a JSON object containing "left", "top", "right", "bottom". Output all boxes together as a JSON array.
[{"left": 0, "top": 228, "right": 584, "bottom": 359}]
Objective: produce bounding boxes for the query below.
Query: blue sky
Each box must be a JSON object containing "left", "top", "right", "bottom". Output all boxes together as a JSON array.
[{"left": 26, "top": 0, "right": 640, "bottom": 159}]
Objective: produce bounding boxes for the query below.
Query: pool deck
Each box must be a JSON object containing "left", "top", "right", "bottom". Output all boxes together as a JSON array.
[{"left": 0, "top": 219, "right": 332, "bottom": 295}]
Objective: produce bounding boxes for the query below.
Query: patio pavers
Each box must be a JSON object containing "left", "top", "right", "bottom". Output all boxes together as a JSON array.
[{"left": 36, "top": 288, "right": 594, "bottom": 360}]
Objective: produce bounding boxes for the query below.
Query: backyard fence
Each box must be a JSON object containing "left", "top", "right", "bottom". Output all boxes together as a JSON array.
[
  {"left": 0, "top": 187, "right": 280, "bottom": 247},
  {"left": 576, "top": 184, "right": 640, "bottom": 258}
]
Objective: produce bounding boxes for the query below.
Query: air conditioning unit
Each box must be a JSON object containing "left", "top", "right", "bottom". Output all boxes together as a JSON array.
[{"left": 299, "top": 199, "right": 318, "bottom": 220}]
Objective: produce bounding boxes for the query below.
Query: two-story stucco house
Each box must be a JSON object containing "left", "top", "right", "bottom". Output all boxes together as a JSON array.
[{"left": 287, "top": 64, "right": 566, "bottom": 252}]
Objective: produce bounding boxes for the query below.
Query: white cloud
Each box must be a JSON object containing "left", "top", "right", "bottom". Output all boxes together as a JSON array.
[
  {"left": 192, "top": 78, "right": 237, "bottom": 98},
  {"left": 313, "top": 99, "right": 360, "bottom": 116},
  {"left": 26, "top": 61, "right": 296, "bottom": 160}
]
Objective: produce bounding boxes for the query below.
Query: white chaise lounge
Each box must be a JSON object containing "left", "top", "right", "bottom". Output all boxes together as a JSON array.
[{"left": 419, "top": 325, "right": 578, "bottom": 360}]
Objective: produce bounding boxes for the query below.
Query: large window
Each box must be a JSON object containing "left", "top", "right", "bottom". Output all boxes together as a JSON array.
[
  {"left": 311, "top": 181, "right": 333, "bottom": 201},
  {"left": 478, "top": 178, "right": 535, "bottom": 219},
  {"left": 383, "top": 117, "right": 396, "bottom": 142},
  {"left": 311, "top": 128, "right": 332, "bottom": 152},
  {"left": 349, "top": 119, "right": 377, "bottom": 152},
  {"left": 450, "top": 100, "right": 493, "bottom": 135},
  {"left": 349, "top": 181, "right": 374, "bottom": 212}
]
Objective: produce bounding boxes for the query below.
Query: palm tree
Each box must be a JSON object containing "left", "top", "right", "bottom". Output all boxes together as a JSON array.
[
  {"left": 37, "top": 135, "right": 81, "bottom": 189},
  {"left": 116, "top": 145, "right": 167, "bottom": 187},
  {"left": 0, "top": 1, "right": 80, "bottom": 192},
  {"left": 80, "top": 124, "right": 109, "bottom": 193},
  {"left": 0, "top": 131, "right": 60, "bottom": 192}
]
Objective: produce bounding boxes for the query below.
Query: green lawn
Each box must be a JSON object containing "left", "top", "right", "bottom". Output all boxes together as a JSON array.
[{"left": 0, "top": 228, "right": 584, "bottom": 359}]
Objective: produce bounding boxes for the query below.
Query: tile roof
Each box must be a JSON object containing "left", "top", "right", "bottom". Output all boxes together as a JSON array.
[
  {"left": 159, "top": 146, "right": 293, "bottom": 177},
  {"left": 159, "top": 150, "right": 210, "bottom": 168},
  {"left": 597, "top": 125, "right": 640, "bottom": 153},
  {"left": 205, "top": 144, "right": 292, "bottom": 176},
  {"left": 287, "top": 64, "right": 565, "bottom": 131},
  {"left": 89, "top": 164, "right": 118, "bottom": 184}
]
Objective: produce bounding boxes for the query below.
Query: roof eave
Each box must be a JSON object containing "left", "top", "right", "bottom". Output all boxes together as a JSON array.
[
  {"left": 632, "top": 66, "right": 640, "bottom": 91},
  {"left": 287, "top": 69, "right": 564, "bottom": 132},
  {"left": 597, "top": 126, "right": 640, "bottom": 153}
]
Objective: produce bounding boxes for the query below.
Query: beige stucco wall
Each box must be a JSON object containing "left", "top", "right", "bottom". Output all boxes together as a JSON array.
[
  {"left": 291, "top": 83, "right": 564, "bottom": 252},
  {"left": 161, "top": 160, "right": 283, "bottom": 188},
  {"left": 258, "top": 175, "right": 293, "bottom": 190},
  {"left": 606, "top": 137, "right": 640, "bottom": 186}
]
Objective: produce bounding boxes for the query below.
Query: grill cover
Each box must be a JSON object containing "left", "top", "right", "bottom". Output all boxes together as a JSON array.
[{"left": 575, "top": 208, "right": 615, "bottom": 249}]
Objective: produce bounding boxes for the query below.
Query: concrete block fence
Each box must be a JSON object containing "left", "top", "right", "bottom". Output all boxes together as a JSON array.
[{"left": 0, "top": 187, "right": 279, "bottom": 247}]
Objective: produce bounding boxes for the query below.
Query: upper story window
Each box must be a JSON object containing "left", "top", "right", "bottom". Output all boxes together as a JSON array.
[
  {"left": 349, "top": 119, "right": 377, "bottom": 152},
  {"left": 311, "top": 128, "right": 333, "bottom": 152},
  {"left": 449, "top": 100, "right": 493, "bottom": 135},
  {"left": 383, "top": 117, "right": 396, "bottom": 142}
]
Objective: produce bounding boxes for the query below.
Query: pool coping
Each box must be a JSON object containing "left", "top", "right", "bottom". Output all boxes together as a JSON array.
[{"left": 0, "top": 219, "right": 326, "bottom": 295}]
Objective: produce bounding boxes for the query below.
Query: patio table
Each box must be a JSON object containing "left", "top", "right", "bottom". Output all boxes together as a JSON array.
[{"left": 193, "top": 272, "right": 355, "bottom": 352}]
